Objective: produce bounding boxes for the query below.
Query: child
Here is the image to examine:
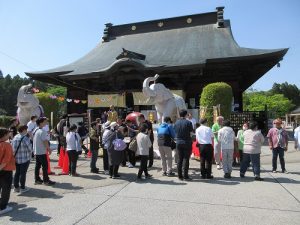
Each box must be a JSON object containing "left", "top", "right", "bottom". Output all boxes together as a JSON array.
[
  {"left": 0, "top": 127, "right": 16, "bottom": 215},
  {"left": 136, "top": 123, "right": 152, "bottom": 179}
]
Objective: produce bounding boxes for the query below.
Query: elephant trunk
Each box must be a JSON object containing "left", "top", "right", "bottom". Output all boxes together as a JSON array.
[{"left": 142, "top": 75, "right": 159, "bottom": 98}]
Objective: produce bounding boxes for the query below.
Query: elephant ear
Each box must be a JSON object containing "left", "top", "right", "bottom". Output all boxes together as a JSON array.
[{"left": 150, "top": 83, "right": 173, "bottom": 102}]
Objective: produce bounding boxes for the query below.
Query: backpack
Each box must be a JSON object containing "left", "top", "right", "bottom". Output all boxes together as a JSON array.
[{"left": 112, "top": 133, "right": 127, "bottom": 151}]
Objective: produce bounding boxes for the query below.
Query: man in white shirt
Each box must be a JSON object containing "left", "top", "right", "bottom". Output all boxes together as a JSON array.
[
  {"left": 294, "top": 125, "right": 300, "bottom": 150},
  {"left": 27, "top": 116, "right": 37, "bottom": 140},
  {"left": 195, "top": 118, "right": 214, "bottom": 179}
]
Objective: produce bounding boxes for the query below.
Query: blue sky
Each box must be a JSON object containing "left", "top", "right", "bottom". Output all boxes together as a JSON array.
[{"left": 0, "top": 0, "right": 299, "bottom": 91}]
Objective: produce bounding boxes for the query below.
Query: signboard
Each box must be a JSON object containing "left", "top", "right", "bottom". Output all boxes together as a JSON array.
[{"left": 88, "top": 94, "right": 125, "bottom": 107}]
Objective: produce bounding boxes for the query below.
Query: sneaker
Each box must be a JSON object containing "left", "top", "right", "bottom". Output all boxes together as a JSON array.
[
  {"left": 167, "top": 172, "right": 175, "bottom": 177},
  {"left": 272, "top": 170, "right": 277, "bottom": 173},
  {"left": 112, "top": 174, "right": 121, "bottom": 179},
  {"left": 20, "top": 187, "right": 30, "bottom": 194},
  {"left": 128, "top": 163, "right": 134, "bottom": 168},
  {"left": 104, "top": 170, "right": 109, "bottom": 175},
  {"left": 0, "top": 206, "right": 13, "bottom": 215},
  {"left": 145, "top": 174, "right": 153, "bottom": 179},
  {"left": 282, "top": 170, "right": 289, "bottom": 174},
  {"left": 224, "top": 173, "right": 231, "bottom": 179},
  {"left": 254, "top": 176, "right": 264, "bottom": 181},
  {"left": 44, "top": 180, "right": 56, "bottom": 186},
  {"left": 34, "top": 179, "right": 43, "bottom": 185},
  {"left": 14, "top": 187, "right": 20, "bottom": 193},
  {"left": 162, "top": 172, "right": 167, "bottom": 176}
]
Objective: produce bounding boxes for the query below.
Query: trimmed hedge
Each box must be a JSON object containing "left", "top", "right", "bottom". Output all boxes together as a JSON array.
[
  {"left": 0, "top": 115, "right": 15, "bottom": 127},
  {"left": 200, "top": 82, "right": 233, "bottom": 126}
]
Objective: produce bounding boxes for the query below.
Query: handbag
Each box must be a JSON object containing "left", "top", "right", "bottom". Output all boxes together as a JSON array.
[
  {"left": 128, "top": 136, "right": 137, "bottom": 152},
  {"left": 167, "top": 126, "right": 176, "bottom": 150},
  {"left": 113, "top": 133, "right": 127, "bottom": 151},
  {"left": 170, "top": 138, "right": 176, "bottom": 150}
]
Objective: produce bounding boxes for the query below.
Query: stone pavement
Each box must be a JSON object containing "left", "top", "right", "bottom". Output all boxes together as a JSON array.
[{"left": 1, "top": 142, "right": 300, "bottom": 225}]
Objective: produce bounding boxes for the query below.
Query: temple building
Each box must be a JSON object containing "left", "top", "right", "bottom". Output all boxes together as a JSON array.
[{"left": 26, "top": 7, "right": 288, "bottom": 118}]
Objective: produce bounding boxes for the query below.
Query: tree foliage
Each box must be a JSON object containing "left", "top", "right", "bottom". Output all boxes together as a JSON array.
[
  {"left": 200, "top": 82, "right": 233, "bottom": 126},
  {"left": 269, "top": 82, "right": 300, "bottom": 109},
  {"left": 243, "top": 92, "right": 294, "bottom": 118},
  {"left": 0, "top": 75, "right": 30, "bottom": 116}
]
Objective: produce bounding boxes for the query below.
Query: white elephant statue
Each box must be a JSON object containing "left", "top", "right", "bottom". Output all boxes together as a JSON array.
[
  {"left": 142, "top": 74, "right": 187, "bottom": 123},
  {"left": 17, "top": 84, "right": 44, "bottom": 125}
]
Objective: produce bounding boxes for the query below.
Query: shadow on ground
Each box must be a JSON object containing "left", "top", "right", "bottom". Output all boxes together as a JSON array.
[{"left": 6, "top": 203, "right": 51, "bottom": 223}]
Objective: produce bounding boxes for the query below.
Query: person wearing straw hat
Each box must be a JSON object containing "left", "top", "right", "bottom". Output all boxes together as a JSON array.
[{"left": 267, "top": 118, "right": 289, "bottom": 173}]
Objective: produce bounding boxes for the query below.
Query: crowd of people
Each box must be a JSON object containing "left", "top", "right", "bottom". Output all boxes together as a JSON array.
[{"left": 0, "top": 105, "right": 299, "bottom": 215}]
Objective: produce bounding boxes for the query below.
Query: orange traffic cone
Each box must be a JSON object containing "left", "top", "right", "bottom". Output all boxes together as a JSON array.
[
  {"left": 55, "top": 147, "right": 65, "bottom": 169},
  {"left": 47, "top": 152, "right": 55, "bottom": 175},
  {"left": 87, "top": 149, "right": 92, "bottom": 158},
  {"left": 60, "top": 150, "right": 69, "bottom": 175},
  {"left": 58, "top": 147, "right": 65, "bottom": 168}
]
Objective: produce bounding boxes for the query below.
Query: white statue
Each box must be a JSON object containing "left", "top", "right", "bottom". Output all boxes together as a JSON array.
[
  {"left": 142, "top": 74, "right": 187, "bottom": 123},
  {"left": 17, "top": 84, "right": 44, "bottom": 125}
]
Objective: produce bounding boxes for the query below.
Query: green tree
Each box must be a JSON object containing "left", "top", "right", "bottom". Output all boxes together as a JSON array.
[
  {"left": 200, "top": 82, "right": 233, "bottom": 126},
  {"left": 46, "top": 86, "right": 67, "bottom": 117},
  {"left": 0, "top": 75, "right": 30, "bottom": 116},
  {"left": 243, "top": 92, "right": 294, "bottom": 118},
  {"left": 269, "top": 82, "right": 300, "bottom": 108}
]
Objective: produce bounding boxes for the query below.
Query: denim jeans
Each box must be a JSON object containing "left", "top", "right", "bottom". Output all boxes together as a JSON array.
[
  {"left": 14, "top": 160, "right": 30, "bottom": 189},
  {"left": 35, "top": 154, "right": 49, "bottom": 182},
  {"left": 240, "top": 153, "right": 261, "bottom": 176},
  {"left": 272, "top": 147, "right": 285, "bottom": 171}
]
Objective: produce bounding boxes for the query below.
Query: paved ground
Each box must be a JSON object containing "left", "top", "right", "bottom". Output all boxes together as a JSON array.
[{"left": 1, "top": 142, "right": 300, "bottom": 225}]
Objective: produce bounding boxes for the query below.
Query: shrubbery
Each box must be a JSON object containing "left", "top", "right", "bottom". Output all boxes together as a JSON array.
[
  {"left": 0, "top": 115, "right": 15, "bottom": 127},
  {"left": 200, "top": 82, "right": 233, "bottom": 126}
]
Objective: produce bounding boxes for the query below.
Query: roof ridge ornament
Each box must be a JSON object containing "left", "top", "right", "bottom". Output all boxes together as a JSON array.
[
  {"left": 102, "top": 23, "right": 113, "bottom": 42},
  {"left": 216, "top": 6, "right": 225, "bottom": 28},
  {"left": 116, "top": 48, "right": 146, "bottom": 60}
]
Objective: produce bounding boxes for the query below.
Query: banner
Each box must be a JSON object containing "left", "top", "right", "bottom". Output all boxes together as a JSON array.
[{"left": 88, "top": 94, "right": 125, "bottom": 107}]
